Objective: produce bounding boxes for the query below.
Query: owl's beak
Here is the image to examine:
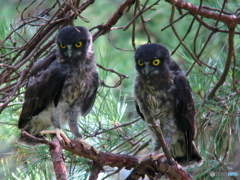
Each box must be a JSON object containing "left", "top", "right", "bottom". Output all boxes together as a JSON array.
[
  {"left": 143, "top": 65, "right": 153, "bottom": 78},
  {"left": 67, "top": 45, "right": 72, "bottom": 58}
]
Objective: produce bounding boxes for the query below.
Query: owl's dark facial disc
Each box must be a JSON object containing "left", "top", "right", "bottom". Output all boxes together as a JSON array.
[
  {"left": 59, "top": 44, "right": 83, "bottom": 59},
  {"left": 56, "top": 26, "right": 92, "bottom": 61},
  {"left": 136, "top": 59, "right": 161, "bottom": 78},
  {"left": 134, "top": 43, "right": 171, "bottom": 78}
]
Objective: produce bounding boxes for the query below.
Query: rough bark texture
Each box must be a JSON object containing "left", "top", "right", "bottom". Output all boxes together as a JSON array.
[{"left": 49, "top": 138, "right": 68, "bottom": 180}]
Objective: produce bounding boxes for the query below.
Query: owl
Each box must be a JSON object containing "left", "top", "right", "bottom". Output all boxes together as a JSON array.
[
  {"left": 18, "top": 26, "right": 99, "bottom": 146},
  {"left": 134, "top": 43, "right": 202, "bottom": 166}
]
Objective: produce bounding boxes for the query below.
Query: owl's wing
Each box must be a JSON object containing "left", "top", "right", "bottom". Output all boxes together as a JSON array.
[
  {"left": 172, "top": 67, "right": 196, "bottom": 154},
  {"left": 81, "top": 72, "right": 99, "bottom": 116},
  {"left": 18, "top": 57, "right": 69, "bottom": 129}
]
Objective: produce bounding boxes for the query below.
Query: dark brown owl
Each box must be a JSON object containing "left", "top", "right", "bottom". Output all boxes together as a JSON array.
[
  {"left": 18, "top": 26, "right": 99, "bottom": 146},
  {"left": 134, "top": 43, "right": 202, "bottom": 166}
]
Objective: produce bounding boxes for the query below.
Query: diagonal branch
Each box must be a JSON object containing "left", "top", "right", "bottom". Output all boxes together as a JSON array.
[
  {"left": 207, "top": 26, "right": 236, "bottom": 99},
  {"left": 151, "top": 120, "right": 176, "bottom": 166},
  {"left": 92, "top": 0, "right": 136, "bottom": 40}
]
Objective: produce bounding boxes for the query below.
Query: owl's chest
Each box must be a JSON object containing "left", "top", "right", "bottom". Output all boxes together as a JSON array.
[
  {"left": 135, "top": 79, "right": 175, "bottom": 119},
  {"left": 61, "top": 70, "right": 87, "bottom": 103}
]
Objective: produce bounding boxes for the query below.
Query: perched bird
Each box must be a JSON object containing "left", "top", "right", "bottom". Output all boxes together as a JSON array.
[
  {"left": 18, "top": 26, "right": 99, "bottom": 146},
  {"left": 133, "top": 43, "right": 202, "bottom": 166}
]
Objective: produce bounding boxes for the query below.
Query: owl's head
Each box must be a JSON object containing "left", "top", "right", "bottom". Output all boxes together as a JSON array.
[
  {"left": 134, "top": 43, "right": 171, "bottom": 78},
  {"left": 56, "top": 26, "right": 92, "bottom": 61}
]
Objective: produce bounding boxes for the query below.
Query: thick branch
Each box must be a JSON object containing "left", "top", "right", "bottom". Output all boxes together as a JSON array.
[
  {"left": 21, "top": 130, "right": 192, "bottom": 180},
  {"left": 50, "top": 137, "right": 68, "bottom": 180},
  {"left": 165, "top": 0, "right": 240, "bottom": 25}
]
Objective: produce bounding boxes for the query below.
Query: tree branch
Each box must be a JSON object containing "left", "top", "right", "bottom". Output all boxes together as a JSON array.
[
  {"left": 207, "top": 25, "right": 236, "bottom": 99},
  {"left": 92, "top": 0, "right": 136, "bottom": 40},
  {"left": 21, "top": 130, "right": 192, "bottom": 180},
  {"left": 165, "top": 0, "right": 240, "bottom": 25},
  {"left": 50, "top": 137, "right": 68, "bottom": 180}
]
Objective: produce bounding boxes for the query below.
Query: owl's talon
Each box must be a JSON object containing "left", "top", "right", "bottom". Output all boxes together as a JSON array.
[
  {"left": 40, "top": 128, "right": 71, "bottom": 146},
  {"left": 151, "top": 153, "right": 165, "bottom": 161},
  {"left": 138, "top": 154, "right": 153, "bottom": 164},
  {"left": 77, "top": 138, "right": 100, "bottom": 154}
]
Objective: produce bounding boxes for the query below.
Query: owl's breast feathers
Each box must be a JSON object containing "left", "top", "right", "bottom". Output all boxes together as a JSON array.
[
  {"left": 134, "top": 70, "right": 175, "bottom": 121},
  {"left": 60, "top": 57, "right": 99, "bottom": 116}
]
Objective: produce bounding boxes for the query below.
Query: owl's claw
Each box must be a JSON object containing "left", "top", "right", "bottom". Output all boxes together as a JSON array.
[
  {"left": 138, "top": 153, "right": 153, "bottom": 164},
  {"left": 151, "top": 153, "right": 165, "bottom": 161},
  {"left": 138, "top": 152, "right": 165, "bottom": 164},
  {"left": 77, "top": 137, "right": 100, "bottom": 154},
  {"left": 40, "top": 128, "right": 72, "bottom": 146}
]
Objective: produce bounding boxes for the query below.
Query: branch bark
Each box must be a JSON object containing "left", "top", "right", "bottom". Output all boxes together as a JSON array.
[
  {"left": 50, "top": 137, "right": 68, "bottom": 180},
  {"left": 92, "top": 0, "right": 136, "bottom": 40},
  {"left": 165, "top": 0, "right": 240, "bottom": 26},
  {"left": 21, "top": 130, "right": 193, "bottom": 180}
]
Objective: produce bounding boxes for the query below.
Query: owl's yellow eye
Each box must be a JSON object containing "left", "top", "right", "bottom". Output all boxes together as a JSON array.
[
  {"left": 138, "top": 60, "right": 144, "bottom": 66},
  {"left": 59, "top": 43, "right": 66, "bottom": 49},
  {"left": 152, "top": 59, "right": 161, "bottom": 66},
  {"left": 75, "top": 42, "right": 83, "bottom": 48}
]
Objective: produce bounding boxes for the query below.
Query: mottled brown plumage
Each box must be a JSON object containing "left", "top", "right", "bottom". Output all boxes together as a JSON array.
[
  {"left": 134, "top": 43, "right": 202, "bottom": 166},
  {"left": 18, "top": 26, "right": 99, "bottom": 145}
]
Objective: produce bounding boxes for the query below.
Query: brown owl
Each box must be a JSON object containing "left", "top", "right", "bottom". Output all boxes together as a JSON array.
[
  {"left": 134, "top": 43, "right": 202, "bottom": 166},
  {"left": 18, "top": 26, "right": 99, "bottom": 146}
]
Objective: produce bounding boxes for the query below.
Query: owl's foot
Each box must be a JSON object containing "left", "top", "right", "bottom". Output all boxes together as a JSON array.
[
  {"left": 40, "top": 128, "right": 71, "bottom": 146},
  {"left": 138, "top": 153, "right": 154, "bottom": 164},
  {"left": 138, "top": 152, "right": 165, "bottom": 164},
  {"left": 77, "top": 137, "right": 100, "bottom": 154},
  {"left": 151, "top": 153, "right": 165, "bottom": 161}
]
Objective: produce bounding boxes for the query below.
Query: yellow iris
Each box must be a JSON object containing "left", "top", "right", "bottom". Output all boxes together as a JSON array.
[
  {"left": 152, "top": 59, "right": 161, "bottom": 66},
  {"left": 138, "top": 60, "right": 144, "bottom": 66},
  {"left": 75, "top": 42, "right": 83, "bottom": 48},
  {"left": 59, "top": 43, "right": 66, "bottom": 49}
]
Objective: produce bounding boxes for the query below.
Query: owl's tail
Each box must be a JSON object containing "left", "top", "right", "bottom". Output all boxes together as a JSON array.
[{"left": 171, "top": 141, "right": 203, "bottom": 166}]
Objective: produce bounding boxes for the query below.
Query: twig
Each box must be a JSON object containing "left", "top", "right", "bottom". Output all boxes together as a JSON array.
[
  {"left": 207, "top": 25, "right": 236, "bottom": 99},
  {"left": 150, "top": 120, "right": 176, "bottom": 166},
  {"left": 86, "top": 118, "right": 140, "bottom": 137},
  {"left": 92, "top": 0, "right": 136, "bottom": 40},
  {"left": 171, "top": 0, "right": 203, "bottom": 55},
  {"left": 97, "top": 63, "right": 129, "bottom": 88}
]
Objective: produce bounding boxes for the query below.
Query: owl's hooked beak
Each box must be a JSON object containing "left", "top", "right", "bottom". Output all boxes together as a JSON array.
[
  {"left": 143, "top": 64, "right": 154, "bottom": 78},
  {"left": 66, "top": 45, "right": 73, "bottom": 58}
]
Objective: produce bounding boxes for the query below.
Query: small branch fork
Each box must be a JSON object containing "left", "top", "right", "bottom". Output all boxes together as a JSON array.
[
  {"left": 21, "top": 130, "right": 193, "bottom": 180},
  {"left": 97, "top": 63, "right": 129, "bottom": 88}
]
